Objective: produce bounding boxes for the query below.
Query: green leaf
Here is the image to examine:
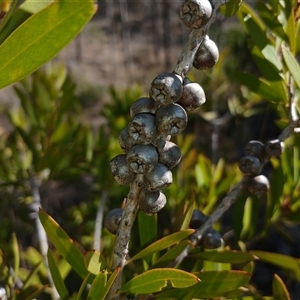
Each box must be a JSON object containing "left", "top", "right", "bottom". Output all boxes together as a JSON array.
[
  {"left": 118, "top": 268, "right": 199, "bottom": 294},
  {"left": 39, "top": 209, "right": 88, "bottom": 278},
  {"left": 249, "top": 250, "right": 300, "bottom": 279},
  {"left": 220, "top": 0, "right": 242, "bottom": 17},
  {"left": 0, "top": 0, "right": 97, "bottom": 89},
  {"left": 77, "top": 273, "right": 91, "bottom": 300},
  {"left": 189, "top": 250, "right": 256, "bottom": 264},
  {"left": 152, "top": 241, "right": 192, "bottom": 268},
  {"left": 272, "top": 274, "right": 291, "bottom": 300},
  {"left": 282, "top": 46, "right": 300, "bottom": 90},
  {"left": 128, "top": 229, "right": 194, "bottom": 262},
  {"left": 0, "top": 0, "right": 17, "bottom": 33},
  {"left": 16, "top": 285, "right": 47, "bottom": 300},
  {"left": 156, "top": 270, "right": 251, "bottom": 299},
  {"left": 87, "top": 272, "right": 107, "bottom": 300},
  {"left": 47, "top": 249, "right": 69, "bottom": 300},
  {"left": 84, "top": 250, "right": 107, "bottom": 275},
  {"left": 234, "top": 72, "right": 283, "bottom": 101},
  {"left": 12, "top": 233, "right": 20, "bottom": 279},
  {"left": 240, "top": 10, "right": 282, "bottom": 71}
]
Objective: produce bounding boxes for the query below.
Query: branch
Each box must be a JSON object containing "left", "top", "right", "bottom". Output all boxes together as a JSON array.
[{"left": 106, "top": 175, "right": 143, "bottom": 300}]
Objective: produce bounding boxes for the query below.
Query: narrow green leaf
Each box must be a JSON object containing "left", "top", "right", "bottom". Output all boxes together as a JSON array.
[
  {"left": 76, "top": 273, "right": 91, "bottom": 300},
  {"left": 180, "top": 199, "right": 195, "bottom": 230},
  {"left": 17, "top": 285, "right": 47, "bottom": 300},
  {"left": 242, "top": 13, "right": 282, "bottom": 71},
  {"left": 234, "top": 72, "right": 283, "bottom": 101},
  {"left": 286, "top": 3, "right": 296, "bottom": 54},
  {"left": 272, "top": 274, "right": 291, "bottom": 300},
  {"left": 47, "top": 249, "right": 69, "bottom": 300},
  {"left": 282, "top": 46, "right": 300, "bottom": 89},
  {"left": 156, "top": 270, "right": 251, "bottom": 299},
  {"left": 152, "top": 241, "right": 192, "bottom": 268},
  {"left": 0, "top": 0, "right": 17, "bottom": 33},
  {"left": 84, "top": 250, "right": 107, "bottom": 275},
  {"left": 12, "top": 233, "right": 20, "bottom": 279},
  {"left": 39, "top": 209, "right": 88, "bottom": 278},
  {"left": 0, "top": 0, "right": 97, "bottom": 89},
  {"left": 118, "top": 268, "right": 199, "bottom": 294},
  {"left": 189, "top": 250, "right": 256, "bottom": 264},
  {"left": 128, "top": 229, "right": 194, "bottom": 262},
  {"left": 220, "top": 0, "right": 242, "bottom": 17},
  {"left": 96, "top": 268, "right": 120, "bottom": 300},
  {"left": 249, "top": 250, "right": 300, "bottom": 279},
  {"left": 87, "top": 272, "right": 107, "bottom": 300}
]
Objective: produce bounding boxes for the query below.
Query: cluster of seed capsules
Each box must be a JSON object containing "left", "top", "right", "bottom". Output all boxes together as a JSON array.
[
  {"left": 238, "top": 139, "right": 284, "bottom": 196},
  {"left": 104, "top": 0, "right": 219, "bottom": 235}
]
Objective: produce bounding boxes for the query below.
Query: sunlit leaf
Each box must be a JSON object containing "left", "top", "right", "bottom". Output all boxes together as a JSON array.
[
  {"left": 84, "top": 250, "right": 107, "bottom": 275},
  {"left": 39, "top": 209, "right": 88, "bottom": 278},
  {"left": 282, "top": 46, "right": 300, "bottom": 90},
  {"left": 272, "top": 274, "right": 291, "bottom": 300},
  {"left": 0, "top": 0, "right": 97, "bottom": 89},
  {"left": 156, "top": 270, "right": 251, "bottom": 298},
  {"left": 118, "top": 268, "right": 199, "bottom": 294},
  {"left": 128, "top": 229, "right": 194, "bottom": 262}
]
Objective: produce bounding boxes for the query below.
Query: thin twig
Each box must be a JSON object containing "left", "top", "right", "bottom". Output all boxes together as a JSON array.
[
  {"left": 29, "top": 173, "right": 59, "bottom": 300},
  {"left": 106, "top": 175, "right": 143, "bottom": 300},
  {"left": 93, "top": 191, "right": 108, "bottom": 251}
]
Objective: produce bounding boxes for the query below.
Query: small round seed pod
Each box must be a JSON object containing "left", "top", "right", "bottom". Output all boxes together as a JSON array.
[
  {"left": 193, "top": 35, "right": 219, "bottom": 70},
  {"left": 149, "top": 72, "right": 183, "bottom": 105},
  {"left": 119, "top": 127, "right": 136, "bottom": 153},
  {"left": 264, "top": 139, "right": 284, "bottom": 157},
  {"left": 139, "top": 188, "right": 167, "bottom": 215},
  {"left": 244, "top": 140, "right": 265, "bottom": 161},
  {"left": 158, "top": 141, "right": 182, "bottom": 169},
  {"left": 104, "top": 208, "right": 123, "bottom": 234},
  {"left": 203, "top": 227, "right": 222, "bottom": 249},
  {"left": 177, "top": 79, "right": 206, "bottom": 111},
  {"left": 179, "top": 0, "right": 212, "bottom": 29},
  {"left": 128, "top": 113, "right": 156, "bottom": 144},
  {"left": 248, "top": 175, "right": 270, "bottom": 196},
  {"left": 144, "top": 163, "right": 173, "bottom": 192},
  {"left": 238, "top": 156, "right": 261, "bottom": 174},
  {"left": 130, "top": 97, "right": 158, "bottom": 118},
  {"left": 189, "top": 209, "right": 208, "bottom": 229},
  {"left": 126, "top": 144, "right": 158, "bottom": 174},
  {"left": 156, "top": 103, "right": 188, "bottom": 135},
  {"left": 110, "top": 154, "right": 135, "bottom": 185}
]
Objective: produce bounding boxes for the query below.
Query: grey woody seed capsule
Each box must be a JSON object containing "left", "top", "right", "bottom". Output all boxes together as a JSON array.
[
  {"left": 126, "top": 144, "right": 158, "bottom": 174},
  {"left": 130, "top": 97, "right": 158, "bottom": 118},
  {"left": 203, "top": 227, "right": 222, "bottom": 249},
  {"left": 177, "top": 79, "right": 206, "bottom": 111},
  {"left": 139, "top": 188, "right": 167, "bottom": 215},
  {"left": 189, "top": 209, "right": 208, "bottom": 229},
  {"left": 158, "top": 140, "right": 182, "bottom": 169},
  {"left": 193, "top": 35, "right": 219, "bottom": 70},
  {"left": 144, "top": 163, "right": 173, "bottom": 192},
  {"left": 119, "top": 127, "right": 136, "bottom": 153},
  {"left": 149, "top": 72, "right": 183, "bottom": 105},
  {"left": 238, "top": 155, "right": 261, "bottom": 174},
  {"left": 128, "top": 113, "right": 156, "bottom": 144},
  {"left": 244, "top": 140, "right": 265, "bottom": 160},
  {"left": 264, "top": 139, "right": 284, "bottom": 157},
  {"left": 179, "top": 0, "right": 212, "bottom": 29},
  {"left": 110, "top": 154, "right": 136, "bottom": 185},
  {"left": 104, "top": 208, "right": 123, "bottom": 234},
  {"left": 248, "top": 175, "right": 270, "bottom": 196},
  {"left": 156, "top": 103, "right": 188, "bottom": 135}
]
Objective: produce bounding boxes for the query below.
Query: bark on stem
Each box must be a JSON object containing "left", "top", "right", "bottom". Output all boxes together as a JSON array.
[{"left": 107, "top": 175, "right": 143, "bottom": 300}]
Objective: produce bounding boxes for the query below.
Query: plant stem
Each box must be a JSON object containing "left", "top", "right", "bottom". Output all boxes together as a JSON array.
[
  {"left": 29, "top": 173, "right": 59, "bottom": 300},
  {"left": 107, "top": 175, "right": 143, "bottom": 300}
]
